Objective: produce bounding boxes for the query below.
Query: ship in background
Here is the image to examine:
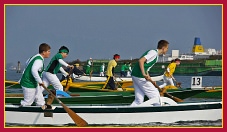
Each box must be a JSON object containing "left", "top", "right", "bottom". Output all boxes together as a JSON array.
[
  {"left": 192, "top": 37, "right": 221, "bottom": 55},
  {"left": 166, "top": 37, "right": 222, "bottom": 61}
]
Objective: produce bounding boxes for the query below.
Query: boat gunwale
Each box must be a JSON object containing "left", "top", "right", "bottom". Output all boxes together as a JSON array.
[{"left": 5, "top": 101, "right": 222, "bottom": 113}]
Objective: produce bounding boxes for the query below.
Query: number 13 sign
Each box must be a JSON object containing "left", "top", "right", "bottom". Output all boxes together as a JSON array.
[{"left": 191, "top": 76, "right": 202, "bottom": 89}]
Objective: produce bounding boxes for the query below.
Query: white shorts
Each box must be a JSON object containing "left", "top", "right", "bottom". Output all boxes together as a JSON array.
[
  {"left": 20, "top": 85, "right": 45, "bottom": 106},
  {"left": 42, "top": 71, "right": 63, "bottom": 91},
  {"left": 130, "top": 76, "right": 160, "bottom": 106},
  {"left": 159, "top": 76, "right": 174, "bottom": 88}
]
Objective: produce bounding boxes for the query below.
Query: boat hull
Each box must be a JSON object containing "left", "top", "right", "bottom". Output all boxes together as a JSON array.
[
  {"left": 5, "top": 81, "right": 222, "bottom": 99},
  {"left": 5, "top": 101, "right": 222, "bottom": 126},
  {"left": 74, "top": 75, "right": 164, "bottom": 82},
  {"left": 5, "top": 89, "right": 209, "bottom": 105}
]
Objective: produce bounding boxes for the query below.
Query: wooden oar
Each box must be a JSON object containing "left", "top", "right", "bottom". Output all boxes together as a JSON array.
[
  {"left": 66, "top": 68, "right": 73, "bottom": 86},
  {"left": 6, "top": 83, "right": 19, "bottom": 89},
  {"left": 118, "top": 77, "right": 123, "bottom": 81},
  {"left": 114, "top": 78, "right": 125, "bottom": 91},
  {"left": 42, "top": 85, "right": 88, "bottom": 127},
  {"left": 64, "top": 68, "right": 73, "bottom": 92},
  {"left": 149, "top": 80, "right": 183, "bottom": 102},
  {"left": 64, "top": 77, "right": 70, "bottom": 92},
  {"left": 89, "top": 70, "right": 93, "bottom": 81},
  {"left": 102, "top": 76, "right": 110, "bottom": 89}
]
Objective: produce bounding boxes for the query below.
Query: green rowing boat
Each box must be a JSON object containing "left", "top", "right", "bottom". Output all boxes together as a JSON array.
[{"left": 5, "top": 89, "right": 210, "bottom": 105}]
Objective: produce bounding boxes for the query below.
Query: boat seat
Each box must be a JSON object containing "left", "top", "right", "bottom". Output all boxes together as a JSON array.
[
  {"left": 138, "top": 97, "right": 177, "bottom": 106},
  {"left": 44, "top": 90, "right": 71, "bottom": 98}
]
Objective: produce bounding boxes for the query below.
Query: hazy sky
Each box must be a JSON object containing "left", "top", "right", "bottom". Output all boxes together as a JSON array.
[{"left": 5, "top": 5, "right": 222, "bottom": 65}]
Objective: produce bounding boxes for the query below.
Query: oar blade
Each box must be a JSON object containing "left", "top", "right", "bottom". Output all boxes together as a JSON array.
[{"left": 61, "top": 103, "right": 88, "bottom": 127}]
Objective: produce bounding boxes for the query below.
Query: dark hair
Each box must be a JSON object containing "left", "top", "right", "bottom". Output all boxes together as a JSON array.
[
  {"left": 59, "top": 46, "right": 69, "bottom": 53},
  {"left": 175, "top": 58, "right": 181, "bottom": 62},
  {"left": 113, "top": 54, "right": 120, "bottom": 59},
  {"left": 170, "top": 59, "right": 175, "bottom": 63},
  {"left": 171, "top": 58, "right": 181, "bottom": 63},
  {"left": 39, "top": 43, "right": 51, "bottom": 53},
  {"left": 157, "top": 40, "right": 169, "bottom": 49}
]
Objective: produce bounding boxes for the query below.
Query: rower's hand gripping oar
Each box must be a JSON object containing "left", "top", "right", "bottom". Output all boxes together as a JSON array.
[
  {"left": 174, "top": 80, "right": 182, "bottom": 88},
  {"left": 172, "top": 77, "right": 182, "bottom": 88},
  {"left": 42, "top": 84, "right": 88, "bottom": 127}
]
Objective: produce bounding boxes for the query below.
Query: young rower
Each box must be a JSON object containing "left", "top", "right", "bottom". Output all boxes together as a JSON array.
[
  {"left": 42, "top": 46, "right": 74, "bottom": 107},
  {"left": 19, "top": 43, "right": 51, "bottom": 108},
  {"left": 105, "top": 54, "right": 120, "bottom": 90},
  {"left": 130, "top": 40, "right": 169, "bottom": 106},
  {"left": 159, "top": 58, "right": 181, "bottom": 89}
]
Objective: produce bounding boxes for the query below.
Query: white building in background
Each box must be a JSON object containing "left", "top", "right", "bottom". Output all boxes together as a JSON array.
[
  {"left": 204, "top": 48, "right": 221, "bottom": 55},
  {"left": 171, "top": 50, "right": 179, "bottom": 59},
  {"left": 167, "top": 50, "right": 194, "bottom": 61}
]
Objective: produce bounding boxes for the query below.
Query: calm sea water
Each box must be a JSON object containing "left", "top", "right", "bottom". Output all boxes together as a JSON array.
[{"left": 5, "top": 70, "right": 223, "bottom": 127}]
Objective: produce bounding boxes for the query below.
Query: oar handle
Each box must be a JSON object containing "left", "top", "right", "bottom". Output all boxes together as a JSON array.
[
  {"left": 149, "top": 80, "right": 162, "bottom": 93},
  {"left": 89, "top": 70, "right": 93, "bottom": 81},
  {"left": 64, "top": 68, "right": 74, "bottom": 91}
]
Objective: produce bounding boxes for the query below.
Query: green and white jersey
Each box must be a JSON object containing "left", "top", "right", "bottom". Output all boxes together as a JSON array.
[
  {"left": 20, "top": 54, "right": 44, "bottom": 88},
  {"left": 87, "top": 60, "right": 92, "bottom": 67},
  {"left": 131, "top": 49, "right": 158, "bottom": 78},
  {"left": 100, "top": 65, "right": 105, "bottom": 72},
  {"left": 45, "top": 53, "right": 63, "bottom": 74}
]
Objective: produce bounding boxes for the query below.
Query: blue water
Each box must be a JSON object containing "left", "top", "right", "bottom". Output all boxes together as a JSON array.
[{"left": 5, "top": 70, "right": 223, "bottom": 127}]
